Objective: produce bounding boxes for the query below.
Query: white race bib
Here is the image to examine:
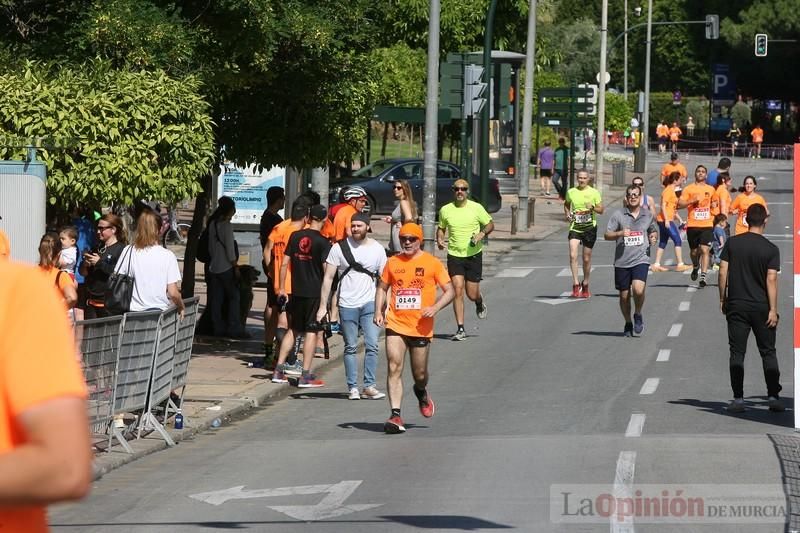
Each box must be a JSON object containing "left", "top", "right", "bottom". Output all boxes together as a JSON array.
[
  {"left": 574, "top": 210, "right": 592, "bottom": 224},
  {"left": 395, "top": 289, "right": 421, "bottom": 310},
  {"left": 693, "top": 207, "right": 710, "bottom": 221},
  {"left": 624, "top": 231, "right": 645, "bottom": 247}
]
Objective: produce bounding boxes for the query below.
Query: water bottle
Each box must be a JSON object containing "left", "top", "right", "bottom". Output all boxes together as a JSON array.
[
  {"left": 174, "top": 409, "right": 184, "bottom": 430},
  {"left": 211, "top": 418, "right": 222, "bottom": 428}
]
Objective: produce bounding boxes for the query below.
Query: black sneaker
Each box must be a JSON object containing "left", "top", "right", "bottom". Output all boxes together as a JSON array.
[
  {"left": 623, "top": 323, "right": 634, "bottom": 337},
  {"left": 768, "top": 397, "right": 785, "bottom": 412},
  {"left": 699, "top": 272, "right": 707, "bottom": 288},
  {"left": 690, "top": 267, "right": 699, "bottom": 281}
]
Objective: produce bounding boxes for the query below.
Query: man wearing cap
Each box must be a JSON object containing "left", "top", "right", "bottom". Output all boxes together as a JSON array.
[
  {"left": 317, "top": 212, "right": 387, "bottom": 400},
  {"left": 661, "top": 152, "right": 687, "bottom": 180},
  {"left": 272, "top": 204, "right": 332, "bottom": 387},
  {"left": 375, "top": 223, "right": 454, "bottom": 434},
  {"left": 436, "top": 178, "right": 493, "bottom": 341},
  {"left": 333, "top": 186, "right": 368, "bottom": 242}
]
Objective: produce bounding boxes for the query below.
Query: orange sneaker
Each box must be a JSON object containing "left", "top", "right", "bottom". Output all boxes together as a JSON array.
[
  {"left": 675, "top": 264, "right": 692, "bottom": 272},
  {"left": 650, "top": 265, "right": 668, "bottom": 272}
]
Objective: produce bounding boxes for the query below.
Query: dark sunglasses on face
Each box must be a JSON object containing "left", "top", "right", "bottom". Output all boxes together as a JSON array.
[
  {"left": 453, "top": 187, "right": 468, "bottom": 192},
  {"left": 632, "top": 182, "right": 643, "bottom": 187},
  {"left": 393, "top": 186, "right": 403, "bottom": 190},
  {"left": 627, "top": 193, "right": 640, "bottom": 198},
  {"left": 399, "top": 236, "right": 419, "bottom": 243},
  {"left": 97, "top": 226, "right": 112, "bottom": 232}
]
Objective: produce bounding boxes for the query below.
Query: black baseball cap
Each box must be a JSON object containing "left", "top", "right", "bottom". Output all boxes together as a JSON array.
[{"left": 310, "top": 204, "right": 328, "bottom": 221}]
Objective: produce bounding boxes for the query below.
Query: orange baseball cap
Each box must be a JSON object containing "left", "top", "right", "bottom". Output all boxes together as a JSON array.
[{"left": 399, "top": 223, "right": 423, "bottom": 240}]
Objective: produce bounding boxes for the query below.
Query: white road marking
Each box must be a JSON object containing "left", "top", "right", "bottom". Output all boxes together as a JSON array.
[
  {"left": 686, "top": 286, "right": 697, "bottom": 293},
  {"left": 625, "top": 414, "right": 646, "bottom": 437},
  {"left": 667, "top": 323, "right": 683, "bottom": 337},
  {"left": 610, "top": 451, "right": 637, "bottom": 532},
  {"left": 556, "top": 267, "right": 596, "bottom": 277},
  {"left": 534, "top": 291, "right": 588, "bottom": 305},
  {"left": 639, "top": 378, "right": 660, "bottom": 395},
  {"left": 656, "top": 349, "right": 671, "bottom": 362},
  {"left": 496, "top": 268, "right": 534, "bottom": 278},
  {"left": 679, "top": 301, "right": 691, "bottom": 311}
]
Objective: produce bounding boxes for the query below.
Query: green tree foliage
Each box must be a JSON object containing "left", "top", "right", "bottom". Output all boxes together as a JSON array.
[
  {"left": 730, "top": 100, "right": 752, "bottom": 127},
  {"left": 685, "top": 98, "right": 709, "bottom": 129},
  {"left": 0, "top": 62, "right": 215, "bottom": 210},
  {"left": 369, "top": 44, "right": 427, "bottom": 108},
  {"left": 604, "top": 91, "right": 634, "bottom": 131},
  {"left": 542, "top": 18, "right": 599, "bottom": 85}
]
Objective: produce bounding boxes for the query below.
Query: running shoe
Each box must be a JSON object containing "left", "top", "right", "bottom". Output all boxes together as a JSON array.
[
  {"left": 271, "top": 366, "right": 288, "bottom": 384},
  {"left": 690, "top": 266, "right": 699, "bottom": 281},
  {"left": 476, "top": 301, "right": 488, "bottom": 319},
  {"left": 329, "top": 321, "right": 341, "bottom": 334},
  {"left": 650, "top": 265, "right": 668, "bottom": 272},
  {"left": 571, "top": 284, "right": 581, "bottom": 298},
  {"left": 348, "top": 387, "right": 361, "bottom": 400},
  {"left": 361, "top": 386, "right": 386, "bottom": 400},
  {"left": 726, "top": 399, "right": 745, "bottom": 413},
  {"left": 451, "top": 329, "right": 467, "bottom": 341},
  {"left": 676, "top": 264, "right": 692, "bottom": 272},
  {"left": 384, "top": 415, "right": 406, "bottom": 434},
  {"left": 298, "top": 374, "right": 325, "bottom": 388},
  {"left": 580, "top": 283, "right": 590, "bottom": 298},
  {"left": 768, "top": 397, "right": 785, "bottom": 412},
  {"left": 699, "top": 272, "right": 707, "bottom": 288},
  {"left": 623, "top": 323, "right": 634, "bottom": 337},
  {"left": 419, "top": 394, "right": 435, "bottom": 418},
  {"left": 633, "top": 314, "right": 644, "bottom": 335},
  {"left": 284, "top": 360, "right": 303, "bottom": 376}
]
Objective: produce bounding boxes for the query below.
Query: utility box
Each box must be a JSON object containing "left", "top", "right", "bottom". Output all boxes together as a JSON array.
[
  {"left": 0, "top": 148, "right": 47, "bottom": 264},
  {"left": 612, "top": 162, "right": 626, "bottom": 186}
]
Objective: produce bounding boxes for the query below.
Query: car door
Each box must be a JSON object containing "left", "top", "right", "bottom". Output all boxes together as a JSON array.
[{"left": 374, "top": 162, "right": 420, "bottom": 215}]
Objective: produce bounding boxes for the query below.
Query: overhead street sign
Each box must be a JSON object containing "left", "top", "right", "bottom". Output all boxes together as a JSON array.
[
  {"left": 537, "top": 117, "right": 594, "bottom": 128},
  {"left": 539, "top": 88, "right": 593, "bottom": 99},
  {"left": 372, "top": 106, "right": 452, "bottom": 125},
  {"left": 539, "top": 102, "right": 595, "bottom": 114}
]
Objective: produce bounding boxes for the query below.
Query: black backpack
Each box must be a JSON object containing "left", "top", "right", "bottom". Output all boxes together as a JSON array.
[{"left": 196, "top": 226, "right": 211, "bottom": 263}]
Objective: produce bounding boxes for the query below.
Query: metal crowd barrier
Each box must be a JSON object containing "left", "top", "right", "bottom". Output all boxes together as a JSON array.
[{"left": 75, "top": 298, "right": 199, "bottom": 454}]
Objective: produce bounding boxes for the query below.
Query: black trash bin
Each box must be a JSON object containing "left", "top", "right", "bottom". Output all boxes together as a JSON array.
[{"left": 612, "top": 162, "right": 626, "bottom": 186}]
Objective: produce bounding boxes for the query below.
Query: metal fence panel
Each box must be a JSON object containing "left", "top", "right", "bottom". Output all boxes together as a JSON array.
[
  {"left": 171, "top": 298, "right": 200, "bottom": 393},
  {"left": 147, "top": 307, "right": 178, "bottom": 408},
  {"left": 113, "top": 310, "right": 162, "bottom": 414},
  {"left": 76, "top": 316, "right": 123, "bottom": 434}
]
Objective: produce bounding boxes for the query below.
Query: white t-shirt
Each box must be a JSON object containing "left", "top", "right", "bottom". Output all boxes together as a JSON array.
[
  {"left": 326, "top": 237, "right": 387, "bottom": 308},
  {"left": 115, "top": 245, "right": 181, "bottom": 311},
  {"left": 59, "top": 246, "right": 77, "bottom": 274}
]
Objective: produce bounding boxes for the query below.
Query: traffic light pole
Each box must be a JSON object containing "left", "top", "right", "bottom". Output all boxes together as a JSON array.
[{"left": 480, "top": 0, "right": 498, "bottom": 207}]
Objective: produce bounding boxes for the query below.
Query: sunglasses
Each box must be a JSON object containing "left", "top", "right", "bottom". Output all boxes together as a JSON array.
[
  {"left": 97, "top": 225, "right": 113, "bottom": 232},
  {"left": 399, "top": 236, "right": 419, "bottom": 243},
  {"left": 393, "top": 185, "right": 403, "bottom": 190},
  {"left": 453, "top": 187, "right": 469, "bottom": 192},
  {"left": 626, "top": 193, "right": 640, "bottom": 198},
  {"left": 632, "top": 182, "right": 644, "bottom": 187}
]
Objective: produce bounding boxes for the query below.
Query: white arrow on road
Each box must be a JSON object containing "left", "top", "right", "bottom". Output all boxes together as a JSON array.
[
  {"left": 535, "top": 291, "right": 589, "bottom": 306},
  {"left": 190, "top": 480, "right": 382, "bottom": 521}
]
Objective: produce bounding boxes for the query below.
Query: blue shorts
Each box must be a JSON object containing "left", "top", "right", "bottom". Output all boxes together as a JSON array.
[
  {"left": 658, "top": 221, "right": 681, "bottom": 248},
  {"left": 614, "top": 263, "right": 650, "bottom": 291}
]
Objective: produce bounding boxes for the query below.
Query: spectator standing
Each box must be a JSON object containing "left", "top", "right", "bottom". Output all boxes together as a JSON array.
[
  {"left": 750, "top": 125, "right": 764, "bottom": 159},
  {"left": 537, "top": 141, "right": 555, "bottom": 197},
  {"left": 80, "top": 214, "right": 127, "bottom": 319},
  {"left": 385, "top": 180, "right": 418, "bottom": 254},
  {"left": 259, "top": 186, "right": 285, "bottom": 363},
  {"left": 718, "top": 204, "right": 783, "bottom": 413},
  {"left": 114, "top": 210, "right": 184, "bottom": 317},
  {"left": 333, "top": 186, "right": 368, "bottom": 241},
  {"left": 71, "top": 208, "right": 97, "bottom": 323},
  {"left": 37, "top": 232, "right": 78, "bottom": 310},
  {"left": 318, "top": 213, "right": 387, "bottom": 399},
  {"left": 0, "top": 260, "right": 92, "bottom": 532},
  {"left": 207, "top": 196, "right": 246, "bottom": 338},
  {"left": 553, "top": 137, "right": 570, "bottom": 199}
]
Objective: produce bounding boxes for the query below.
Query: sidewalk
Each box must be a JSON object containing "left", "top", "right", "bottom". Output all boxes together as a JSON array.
[{"left": 92, "top": 162, "right": 652, "bottom": 478}]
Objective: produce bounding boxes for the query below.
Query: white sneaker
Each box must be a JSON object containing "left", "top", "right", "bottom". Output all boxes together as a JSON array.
[
  {"left": 361, "top": 386, "right": 386, "bottom": 400},
  {"left": 348, "top": 387, "right": 361, "bottom": 400}
]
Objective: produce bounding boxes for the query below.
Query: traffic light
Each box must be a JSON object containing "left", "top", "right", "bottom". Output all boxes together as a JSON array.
[
  {"left": 705, "top": 14, "right": 719, "bottom": 40},
  {"left": 463, "top": 65, "right": 486, "bottom": 119},
  {"left": 755, "top": 33, "right": 768, "bottom": 57}
]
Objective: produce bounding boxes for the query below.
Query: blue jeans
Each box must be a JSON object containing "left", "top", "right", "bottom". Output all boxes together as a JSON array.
[{"left": 339, "top": 302, "right": 380, "bottom": 389}]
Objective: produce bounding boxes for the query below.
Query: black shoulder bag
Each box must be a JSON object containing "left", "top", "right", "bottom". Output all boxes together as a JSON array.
[
  {"left": 338, "top": 238, "right": 378, "bottom": 285},
  {"left": 105, "top": 245, "right": 135, "bottom": 315}
]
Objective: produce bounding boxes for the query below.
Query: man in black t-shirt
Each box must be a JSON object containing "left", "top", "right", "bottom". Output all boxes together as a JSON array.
[
  {"left": 259, "top": 186, "right": 284, "bottom": 364},
  {"left": 273, "top": 204, "right": 331, "bottom": 388},
  {"left": 718, "top": 203, "right": 783, "bottom": 413}
]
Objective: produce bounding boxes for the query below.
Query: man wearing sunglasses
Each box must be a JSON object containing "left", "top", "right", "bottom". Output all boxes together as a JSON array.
[
  {"left": 375, "top": 223, "right": 454, "bottom": 434},
  {"left": 436, "top": 179, "right": 494, "bottom": 341},
  {"left": 604, "top": 184, "right": 659, "bottom": 337}
]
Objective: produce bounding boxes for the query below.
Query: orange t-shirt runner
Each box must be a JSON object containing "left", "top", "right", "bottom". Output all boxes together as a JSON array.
[
  {"left": 730, "top": 193, "right": 767, "bottom": 235},
  {"left": 669, "top": 126, "right": 682, "bottom": 142},
  {"left": 751, "top": 127, "right": 764, "bottom": 144},
  {"left": 711, "top": 183, "right": 731, "bottom": 217},
  {"left": 657, "top": 186, "right": 679, "bottom": 224},
  {"left": 0, "top": 261, "right": 87, "bottom": 533},
  {"left": 661, "top": 162, "right": 687, "bottom": 178},
  {"left": 682, "top": 183, "right": 715, "bottom": 228},
  {"left": 380, "top": 252, "right": 451, "bottom": 338},
  {"left": 332, "top": 204, "right": 357, "bottom": 242},
  {"left": 269, "top": 220, "right": 302, "bottom": 294}
]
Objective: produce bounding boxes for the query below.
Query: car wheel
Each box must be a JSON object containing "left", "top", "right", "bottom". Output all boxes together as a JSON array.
[{"left": 363, "top": 194, "right": 377, "bottom": 215}]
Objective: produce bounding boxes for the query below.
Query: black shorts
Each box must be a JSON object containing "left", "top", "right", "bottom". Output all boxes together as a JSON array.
[
  {"left": 288, "top": 296, "right": 321, "bottom": 333},
  {"left": 658, "top": 136, "right": 668, "bottom": 145},
  {"left": 568, "top": 227, "right": 598, "bottom": 249},
  {"left": 540, "top": 169, "right": 553, "bottom": 178},
  {"left": 614, "top": 263, "right": 650, "bottom": 291},
  {"left": 266, "top": 277, "right": 280, "bottom": 307},
  {"left": 386, "top": 328, "right": 430, "bottom": 348},
  {"left": 447, "top": 252, "right": 483, "bottom": 283},
  {"left": 75, "top": 283, "right": 88, "bottom": 310},
  {"left": 686, "top": 227, "right": 713, "bottom": 249}
]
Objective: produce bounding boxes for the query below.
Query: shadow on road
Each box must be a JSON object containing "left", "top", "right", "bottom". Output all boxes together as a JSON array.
[
  {"left": 669, "top": 397, "right": 794, "bottom": 428},
  {"left": 337, "top": 421, "right": 429, "bottom": 433},
  {"left": 571, "top": 330, "right": 627, "bottom": 337}
]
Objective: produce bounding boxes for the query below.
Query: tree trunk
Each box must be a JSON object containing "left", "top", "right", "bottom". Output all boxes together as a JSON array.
[
  {"left": 381, "top": 122, "right": 389, "bottom": 157},
  {"left": 181, "top": 171, "right": 212, "bottom": 298}
]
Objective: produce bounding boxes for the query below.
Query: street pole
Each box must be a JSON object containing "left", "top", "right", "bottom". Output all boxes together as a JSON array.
[
  {"left": 422, "top": 0, "right": 441, "bottom": 245},
  {"left": 595, "top": 0, "right": 608, "bottom": 195},
  {"left": 518, "top": 0, "right": 537, "bottom": 228},
  {"left": 623, "top": 0, "right": 628, "bottom": 101},
  {"left": 641, "top": 0, "right": 653, "bottom": 173},
  {"left": 311, "top": 167, "right": 329, "bottom": 208},
  {"left": 480, "top": 0, "right": 499, "bottom": 207}
]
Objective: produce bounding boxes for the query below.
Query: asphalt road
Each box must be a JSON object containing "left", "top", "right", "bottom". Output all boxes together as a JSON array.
[{"left": 51, "top": 156, "right": 796, "bottom": 532}]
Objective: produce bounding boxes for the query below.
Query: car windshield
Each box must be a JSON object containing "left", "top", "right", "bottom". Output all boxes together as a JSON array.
[{"left": 352, "top": 160, "right": 396, "bottom": 178}]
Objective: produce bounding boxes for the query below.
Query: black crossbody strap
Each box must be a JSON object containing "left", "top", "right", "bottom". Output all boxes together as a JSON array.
[{"left": 339, "top": 238, "right": 377, "bottom": 280}]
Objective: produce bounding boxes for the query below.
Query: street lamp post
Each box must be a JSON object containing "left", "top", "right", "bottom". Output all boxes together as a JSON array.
[
  {"left": 623, "top": 0, "right": 628, "bottom": 101},
  {"left": 641, "top": 0, "right": 653, "bottom": 173},
  {"left": 518, "top": 0, "right": 537, "bottom": 228},
  {"left": 422, "top": 0, "right": 441, "bottom": 244}
]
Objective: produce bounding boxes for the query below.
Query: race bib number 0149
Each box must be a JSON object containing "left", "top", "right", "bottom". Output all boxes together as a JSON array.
[{"left": 395, "top": 289, "right": 422, "bottom": 310}]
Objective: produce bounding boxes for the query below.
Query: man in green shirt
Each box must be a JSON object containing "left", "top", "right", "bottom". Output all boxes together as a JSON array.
[
  {"left": 553, "top": 137, "right": 569, "bottom": 199},
  {"left": 437, "top": 179, "right": 494, "bottom": 341},
  {"left": 563, "top": 169, "right": 604, "bottom": 298}
]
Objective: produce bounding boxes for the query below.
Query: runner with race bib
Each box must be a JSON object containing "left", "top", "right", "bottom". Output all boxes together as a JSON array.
[
  {"left": 564, "top": 169, "right": 604, "bottom": 298},
  {"left": 678, "top": 165, "right": 716, "bottom": 287},
  {"left": 604, "top": 184, "right": 659, "bottom": 337}
]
